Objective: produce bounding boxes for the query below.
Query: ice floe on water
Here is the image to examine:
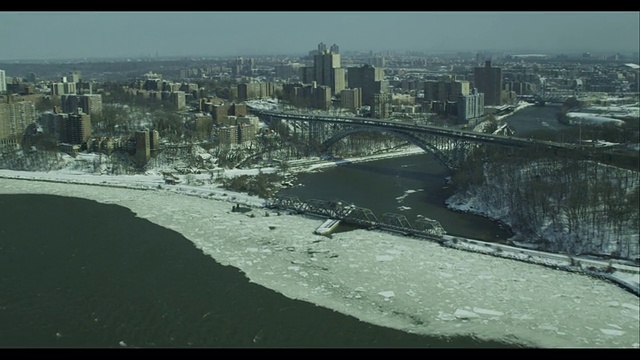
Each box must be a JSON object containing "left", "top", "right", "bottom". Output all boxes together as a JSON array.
[
  {"left": 0, "top": 178, "right": 639, "bottom": 348},
  {"left": 395, "top": 189, "right": 423, "bottom": 203}
]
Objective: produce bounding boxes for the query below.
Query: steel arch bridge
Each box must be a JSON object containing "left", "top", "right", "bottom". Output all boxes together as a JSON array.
[
  {"left": 249, "top": 108, "right": 636, "bottom": 170},
  {"left": 320, "top": 125, "right": 472, "bottom": 170}
]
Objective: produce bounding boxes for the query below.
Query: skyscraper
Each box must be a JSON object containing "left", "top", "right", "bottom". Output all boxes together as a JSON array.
[{"left": 474, "top": 61, "right": 502, "bottom": 106}]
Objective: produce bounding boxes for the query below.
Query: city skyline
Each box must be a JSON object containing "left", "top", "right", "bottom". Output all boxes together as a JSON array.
[{"left": 0, "top": 11, "right": 639, "bottom": 61}]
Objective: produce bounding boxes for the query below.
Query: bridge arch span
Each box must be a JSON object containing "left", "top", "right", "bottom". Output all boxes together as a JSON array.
[{"left": 321, "top": 126, "right": 455, "bottom": 169}]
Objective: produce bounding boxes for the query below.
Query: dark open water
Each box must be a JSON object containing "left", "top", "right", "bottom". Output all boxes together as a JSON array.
[{"left": 0, "top": 193, "right": 519, "bottom": 348}]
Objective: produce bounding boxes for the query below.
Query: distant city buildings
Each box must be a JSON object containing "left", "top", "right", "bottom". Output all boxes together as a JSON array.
[
  {"left": 128, "top": 74, "right": 194, "bottom": 111},
  {"left": 275, "top": 62, "right": 303, "bottom": 81},
  {"left": 231, "top": 57, "right": 255, "bottom": 77}
]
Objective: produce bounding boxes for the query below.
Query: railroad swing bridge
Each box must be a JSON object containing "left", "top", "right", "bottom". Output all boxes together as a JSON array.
[
  {"left": 267, "top": 195, "right": 446, "bottom": 240},
  {"left": 249, "top": 108, "right": 629, "bottom": 171}
]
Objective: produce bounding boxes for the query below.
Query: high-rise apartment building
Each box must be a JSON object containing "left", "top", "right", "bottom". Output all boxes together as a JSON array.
[
  {"left": 457, "top": 88, "right": 485, "bottom": 124},
  {"left": 0, "top": 70, "right": 6, "bottom": 93},
  {"left": 0, "top": 98, "right": 36, "bottom": 146},
  {"left": 40, "top": 112, "right": 68, "bottom": 139},
  {"left": 299, "top": 43, "right": 346, "bottom": 96},
  {"left": 371, "top": 93, "right": 392, "bottom": 119},
  {"left": 237, "top": 82, "right": 276, "bottom": 101},
  {"left": 212, "top": 103, "right": 248, "bottom": 126},
  {"left": 474, "top": 60, "right": 503, "bottom": 106},
  {"left": 423, "top": 80, "right": 470, "bottom": 102},
  {"left": 135, "top": 130, "right": 151, "bottom": 166},
  {"left": 217, "top": 126, "right": 237, "bottom": 146},
  {"left": 61, "top": 94, "right": 103, "bottom": 115},
  {"left": 347, "top": 65, "right": 386, "bottom": 107},
  {"left": 170, "top": 91, "right": 186, "bottom": 111},
  {"left": 314, "top": 50, "right": 341, "bottom": 94},
  {"left": 50, "top": 80, "right": 77, "bottom": 96},
  {"left": 340, "top": 88, "right": 362, "bottom": 113},
  {"left": 65, "top": 112, "right": 92, "bottom": 145}
]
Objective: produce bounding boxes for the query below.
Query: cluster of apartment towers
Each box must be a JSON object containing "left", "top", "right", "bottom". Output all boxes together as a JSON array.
[{"left": 247, "top": 43, "right": 500, "bottom": 122}]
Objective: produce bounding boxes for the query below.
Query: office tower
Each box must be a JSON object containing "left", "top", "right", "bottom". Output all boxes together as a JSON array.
[{"left": 474, "top": 60, "right": 502, "bottom": 105}]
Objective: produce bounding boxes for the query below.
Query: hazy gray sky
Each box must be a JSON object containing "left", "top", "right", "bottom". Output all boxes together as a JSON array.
[{"left": 0, "top": 11, "right": 638, "bottom": 60}]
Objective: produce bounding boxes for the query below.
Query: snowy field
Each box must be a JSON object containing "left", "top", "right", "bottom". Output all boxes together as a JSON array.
[{"left": 0, "top": 177, "right": 638, "bottom": 348}]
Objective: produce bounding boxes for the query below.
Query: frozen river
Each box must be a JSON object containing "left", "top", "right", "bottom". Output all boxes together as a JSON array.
[{"left": 1, "top": 178, "right": 637, "bottom": 348}]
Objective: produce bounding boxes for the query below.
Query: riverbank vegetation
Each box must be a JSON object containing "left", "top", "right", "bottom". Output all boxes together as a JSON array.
[{"left": 449, "top": 146, "right": 639, "bottom": 261}]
